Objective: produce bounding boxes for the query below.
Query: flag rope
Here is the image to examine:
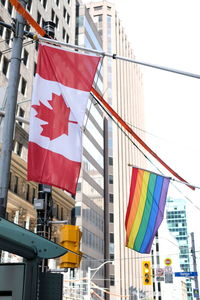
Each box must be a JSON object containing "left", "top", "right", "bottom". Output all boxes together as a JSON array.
[{"left": 90, "top": 87, "right": 194, "bottom": 191}]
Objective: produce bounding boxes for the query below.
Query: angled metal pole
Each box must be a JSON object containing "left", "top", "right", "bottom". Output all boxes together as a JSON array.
[{"left": 0, "top": 0, "right": 26, "bottom": 218}]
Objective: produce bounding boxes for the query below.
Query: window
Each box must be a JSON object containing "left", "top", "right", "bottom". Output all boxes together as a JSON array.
[
  {"left": 66, "top": 34, "right": 69, "bottom": 43},
  {"left": 110, "top": 253, "right": 114, "bottom": 260},
  {"left": 67, "top": 13, "right": 70, "bottom": 24},
  {"left": 23, "top": 49, "right": 28, "bottom": 66},
  {"left": 26, "top": 184, "right": 30, "bottom": 201},
  {"left": 35, "top": 41, "right": 39, "bottom": 51},
  {"left": 15, "top": 142, "right": 23, "bottom": 156},
  {"left": 37, "top": 11, "right": 41, "bottom": 25},
  {"left": 7, "top": 1, "right": 13, "bottom": 15},
  {"left": 34, "top": 62, "right": 37, "bottom": 76},
  {"left": 56, "top": 0, "right": 59, "bottom": 6},
  {"left": 0, "top": 18, "right": 4, "bottom": 36},
  {"left": 110, "top": 233, "right": 114, "bottom": 243},
  {"left": 8, "top": 172, "right": 12, "bottom": 189},
  {"left": 62, "top": 28, "right": 66, "bottom": 39},
  {"left": 67, "top": 0, "right": 70, "bottom": 4},
  {"left": 0, "top": 51, "right": 2, "bottom": 63},
  {"left": 109, "top": 194, "right": 113, "bottom": 203},
  {"left": 109, "top": 213, "right": 114, "bottom": 223},
  {"left": 109, "top": 175, "right": 113, "bottom": 184},
  {"left": 42, "top": 0, "right": 47, "bottom": 9},
  {"left": 61, "top": 207, "right": 63, "bottom": 219},
  {"left": 14, "top": 176, "right": 19, "bottom": 194},
  {"left": 56, "top": 204, "right": 59, "bottom": 219},
  {"left": 94, "top": 6, "right": 103, "bottom": 11},
  {"left": 2, "top": 56, "right": 9, "bottom": 76},
  {"left": 32, "top": 188, "right": 36, "bottom": 204},
  {"left": 51, "top": 9, "right": 55, "bottom": 22},
  {"left": 1, "top": 0, "right": 6, "bottom": 6},
  {"left": 110, "top": 276, "right": 115, "bottom": 286},
  {"left": 27, "top": 0, "right": 32, "bottom": 11},
  {"left": 21, "top": 78, "right": 27, "bottom": 95},
  {"left": 63, "top": 7, "right": 66, "bottom": 18},
  {"left": 5, "top": 28, "right": 11, "bottom": 44},
  {"left": 18, "top": 107, "right": 25, "bottom": 126},
  {"left": 109, "top": 157, "right": 113, "bottom": 165},
  {"left": 55, "top": 16, "right": 59, "bottom": 28}
]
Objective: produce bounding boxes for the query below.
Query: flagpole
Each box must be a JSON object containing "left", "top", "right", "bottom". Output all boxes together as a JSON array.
[
  {"left": 128, "top": 164, "right": 200, "bottom": 190},
  {"left": 0, "top": 0, "right": 26, "bottom": 218},
  {"left": 38, "top": 36, "right": 200, "bottom": 80}
]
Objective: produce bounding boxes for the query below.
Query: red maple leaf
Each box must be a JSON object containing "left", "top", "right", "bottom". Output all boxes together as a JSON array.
[{"left": 32, "top": 93, "right": 77, "bottom": 140}]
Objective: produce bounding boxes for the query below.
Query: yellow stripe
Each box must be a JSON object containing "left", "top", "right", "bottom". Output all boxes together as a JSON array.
[{"left": 127, "top": 171, "right": 150, "bottom": 248}]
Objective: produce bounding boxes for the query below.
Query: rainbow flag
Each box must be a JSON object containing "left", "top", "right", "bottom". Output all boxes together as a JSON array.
[{"left": 125, "top": 167, "right": 170, "bottom": 253}]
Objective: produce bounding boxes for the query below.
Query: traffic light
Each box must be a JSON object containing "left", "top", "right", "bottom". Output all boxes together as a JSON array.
[
  {"left": 142, "top": 261, "right": 152, "bottom": 285},
  {"left": 59, "top": 225, "right": 82, "bottom": 268}
]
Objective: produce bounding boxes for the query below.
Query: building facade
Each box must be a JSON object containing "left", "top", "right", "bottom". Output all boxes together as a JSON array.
[
  {"left": 74, "top": 2, "right": 105, "bottom": 297},
  {"left": 166, "top": 197, "right": 193, "bottom": 300},
  {"left": 86, "top": 1, "right": 150, "bottom": 299}
]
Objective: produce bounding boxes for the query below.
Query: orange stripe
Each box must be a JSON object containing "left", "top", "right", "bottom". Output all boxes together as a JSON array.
[
  {"left": 126, "top": 169, "right": 144, "bottom": 241},
  {"left": 91, "top": 87, "right": 194, "bottom": 191},
  {"left": 8, "top": 0, "right": 46, "bottom": 36}
]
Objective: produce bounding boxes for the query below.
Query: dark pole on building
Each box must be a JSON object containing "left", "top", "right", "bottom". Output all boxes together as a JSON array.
[
  {"left": 0, "top": 0, "right": 27, "bottom": 218},
  {"left": 191, "top": 232, "right": 200, "bottom": 299}
]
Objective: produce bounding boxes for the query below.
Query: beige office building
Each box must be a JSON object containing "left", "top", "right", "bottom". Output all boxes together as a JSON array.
[{"left": 87, "top": 1, "right": 153, "bottom": 298}]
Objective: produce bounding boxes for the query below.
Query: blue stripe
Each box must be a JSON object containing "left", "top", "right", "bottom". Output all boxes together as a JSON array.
[{"left": 139, "top": 175, "right": 164, "bottom": 253}]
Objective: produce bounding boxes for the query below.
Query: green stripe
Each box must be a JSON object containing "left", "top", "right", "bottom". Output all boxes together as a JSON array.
[{"left": 133, "top": 173, "right": 157, "bottom": 251}]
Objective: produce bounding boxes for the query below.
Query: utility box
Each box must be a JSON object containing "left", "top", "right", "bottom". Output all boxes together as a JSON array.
[
  {"left": 0, "top": 263, "right": 26, "bottom": 300},
  {"left": 39, "top": 273, "right": 63, "bottom": 300}
]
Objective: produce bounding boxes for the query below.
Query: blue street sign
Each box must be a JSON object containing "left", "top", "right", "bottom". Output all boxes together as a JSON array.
[{"left": 174, "top": 272, "right": 198, "bottom": 277}]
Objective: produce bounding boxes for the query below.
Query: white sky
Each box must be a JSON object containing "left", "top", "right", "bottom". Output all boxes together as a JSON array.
[
  {"left": 110, "top": 0, "right": 200, "bottom": 223},
  {"left": 110, "top": 0, "right": 200, "bottom": 270}
]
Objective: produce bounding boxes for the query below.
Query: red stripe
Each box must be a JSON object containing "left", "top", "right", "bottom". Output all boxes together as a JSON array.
[
  {"left": 37, "top": 44, "right": 100, "bottom": 92},
  {"left": 27, "top": 142, "right": 81, "bottom": 195},
  {"left": 125, "top": 168, "right": 138, "bottom": 228}
]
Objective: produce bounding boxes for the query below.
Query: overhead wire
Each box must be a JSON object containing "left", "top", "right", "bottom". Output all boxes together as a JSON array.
[{"left": 90, "top": 92, "right": 200, "bottom": 209}]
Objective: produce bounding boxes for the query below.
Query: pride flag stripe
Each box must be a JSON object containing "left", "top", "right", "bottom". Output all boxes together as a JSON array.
[
  {"left": 127, "top": 171, "right": 150, "bottom": 248},
  {"left": 133, "top": 173, "right": 156, "bottom": 251},
  {"left": 125, "top": 167, "right": 170, "bottom": 254}
]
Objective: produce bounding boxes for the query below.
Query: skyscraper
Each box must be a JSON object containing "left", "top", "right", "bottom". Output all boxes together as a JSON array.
[
  {"left": 166, "top": 197, "right": 192, "bottom": 300},
  {"left": 87, "top": 1, "right": 150, "bottom": 298}
]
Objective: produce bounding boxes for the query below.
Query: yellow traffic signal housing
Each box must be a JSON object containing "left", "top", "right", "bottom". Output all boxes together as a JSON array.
[
  {"left": 59, "top": 225, "right": 82, "bottom": 268},
  {"left": 142, "top": 261, "right": 152, "bottom": 285}
]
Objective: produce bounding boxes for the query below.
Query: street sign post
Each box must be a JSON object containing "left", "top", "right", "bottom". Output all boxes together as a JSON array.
[{"left": 174, "top": 272, "right": 198, "bottom": 277}]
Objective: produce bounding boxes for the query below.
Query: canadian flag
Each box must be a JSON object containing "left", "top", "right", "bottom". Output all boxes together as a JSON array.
[{"left": 28, "top": 43, "right": 100, "bottom": 195}]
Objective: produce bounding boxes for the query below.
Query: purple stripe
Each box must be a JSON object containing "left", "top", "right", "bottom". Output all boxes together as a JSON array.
[{"left": 146, "top": 177, "right": 170, "bottom": 253}]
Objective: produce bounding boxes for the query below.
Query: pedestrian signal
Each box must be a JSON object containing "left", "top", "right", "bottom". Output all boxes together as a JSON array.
[{"left": 142, "top": 261, "right": 152, "bottom": 285}]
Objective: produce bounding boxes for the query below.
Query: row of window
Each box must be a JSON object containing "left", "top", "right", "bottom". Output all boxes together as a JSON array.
[
  {"left": 9, "top": 172, "right": 36, "bottom": 204},
  {"left": 0, "top": 55, "right": 28, "bottom": 95},
  {"left": 82, "top": 207, "right": 104, "bottom": 231},
  {"left": 1, "top": 0, "right": 13, "bottom": 16},
  {"left": 82, "top": 227, "right": 104, "bottom": 253},
  {"left": 9, "top": 171, "right": 65, "bottom": 221}
]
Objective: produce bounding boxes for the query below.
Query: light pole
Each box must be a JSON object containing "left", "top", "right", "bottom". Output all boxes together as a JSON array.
[{"left": 87, "top": 260, "right": 113, "bottom": 300}]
